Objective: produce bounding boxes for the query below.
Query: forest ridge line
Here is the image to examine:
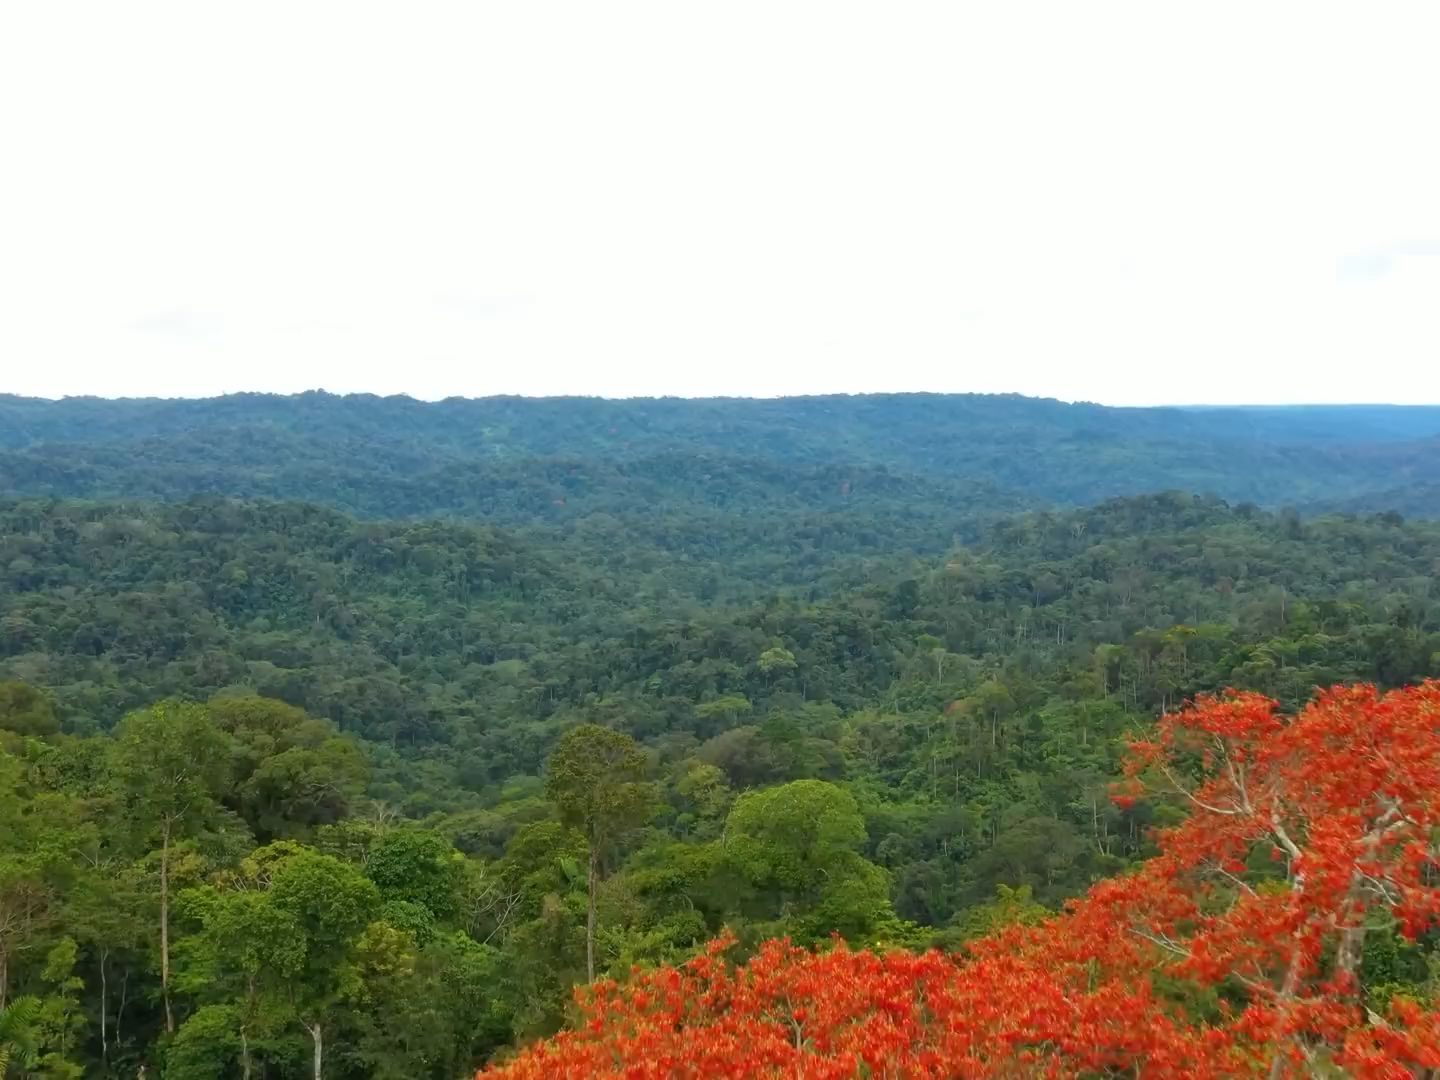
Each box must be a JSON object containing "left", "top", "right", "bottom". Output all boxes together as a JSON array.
[{"left": 4, "top": 390, "right": 1440, "bottom": 517}]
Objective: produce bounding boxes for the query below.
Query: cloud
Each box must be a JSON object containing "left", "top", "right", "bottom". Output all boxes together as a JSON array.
[
  {"left": 130, "top": 309, "right": 225, "bottom": 339},
  {"left": 1338, "top": 241, "right": 1440, "bottom": 284}
]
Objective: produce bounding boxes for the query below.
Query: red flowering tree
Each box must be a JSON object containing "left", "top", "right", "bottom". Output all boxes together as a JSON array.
[{"left": 481, "top": 681, "right": 1440, "bottom": 1078}]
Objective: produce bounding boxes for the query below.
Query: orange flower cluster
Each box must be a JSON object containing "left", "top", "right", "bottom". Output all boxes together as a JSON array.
[{"left": 483, "top": 681, "right": 1440, "bottom": 1078}]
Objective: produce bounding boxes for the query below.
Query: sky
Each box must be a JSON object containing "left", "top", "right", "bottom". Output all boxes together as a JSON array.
[{"left": 3, "top": 2, "right": 1439, "bottom": 406}]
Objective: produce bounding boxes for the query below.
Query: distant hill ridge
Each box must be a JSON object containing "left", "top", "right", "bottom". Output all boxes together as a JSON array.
[{"left": 2, "top": 391, "right": 1438, "bottom": 515}]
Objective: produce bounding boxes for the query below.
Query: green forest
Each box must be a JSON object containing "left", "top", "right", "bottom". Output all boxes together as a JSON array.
[{"left": 2, "top": 392, "right": 1439, "bottom": 1077}]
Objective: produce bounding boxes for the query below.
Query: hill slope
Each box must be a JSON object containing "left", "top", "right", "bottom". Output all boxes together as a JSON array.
[
  {"left": 4, "top": 491, "right": 1439, "bottom": 1074},
  {"left": 3, "top": 392, "right": 1440, "bottom": 514}
]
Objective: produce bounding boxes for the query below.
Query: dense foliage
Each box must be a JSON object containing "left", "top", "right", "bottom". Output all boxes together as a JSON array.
[
  {"left": 1, "top": 490, "right": 1438, "bottom": 1074},
  {"left": 484, "top": 683, "right": 1440, "bottom": 1078},
  {"left": 2, "top": 392, "right": 1440, "bottom": 1074},
  {"left": 4, "top": 392, "right": 1440, "bottom": 513}
]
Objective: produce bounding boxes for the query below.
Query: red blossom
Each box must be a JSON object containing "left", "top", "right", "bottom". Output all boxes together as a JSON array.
[{"left": 482, "top": 681, "right": 1440, "bottom": 1078}]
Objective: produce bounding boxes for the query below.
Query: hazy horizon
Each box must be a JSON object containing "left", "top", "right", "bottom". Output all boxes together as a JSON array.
[
  {"left": 4, "top": 4, "right": 1439, "bottom": 405},
  {"left": 6, "top": 387, "right": 1440, "bottom": 410}
]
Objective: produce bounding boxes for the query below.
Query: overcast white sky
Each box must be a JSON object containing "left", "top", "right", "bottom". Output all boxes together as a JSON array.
[{"left": 3, "top": 2, "right": 1439, "bottom": 405}]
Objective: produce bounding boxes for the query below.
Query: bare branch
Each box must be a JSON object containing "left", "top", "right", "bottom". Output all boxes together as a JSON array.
[
  {"left": 1358, "top": 872, "right": 1400, "bottom": 907},
  {"left": 1207, "top": 861, "right": 1259, "bottom": 898},
  {"left": 1270, "top": 799, "right": 1303, "bottom": 862},
  {"left": 1129, "top": 926, "right": 1191, "bottom": 959},
  {"left": 1160, "top": 763, "right": 1241, "bottom": 816}
]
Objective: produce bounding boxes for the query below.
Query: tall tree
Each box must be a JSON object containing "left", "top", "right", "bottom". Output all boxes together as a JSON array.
[
  {"left": 544, "top": 725, "right": 655, "bottom": 981},
  {"left": 0, "top": 755, "right": 49, "bottom": 1014},
  {"left": 267, "top": 848, "right": 379, "bottom": 1080},
  {"left": 0, "top": 751, "right": 89, "bottom": 1016},
  {"left": 178, "top": 844, "right": 380, "bottom": 1080},
  {"left": 110, "top": 702, "right": 232, "bottom": 1034}
]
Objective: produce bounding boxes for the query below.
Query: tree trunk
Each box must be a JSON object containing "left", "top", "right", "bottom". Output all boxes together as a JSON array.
[
  {"left": 1334, "top": 875, "right": 1369, "bottom": 993},
  {"left": 1268, "top": 870, "right": 1310, "bottom": 1079},
  {"left": 117, "top": 966, "right": 129, "bottom": 1047},
  {"left": 240, "top": 1026, "right": 252, "bottom": 1080},
  {"left": 1336, "top": 922, "right": 1366, "bottom": 985},
  {"left": 305, "top": 1020, "right": 323, "bottom": 1080},
  {"left": 161, "top": 818, "right": 174, "bottom": 1034},
  {"left": 586, "top": 844, "right": 598, "bottom": 983},
  {"left": 99, "top": 948, "right": 109, "bottom": 1065}
]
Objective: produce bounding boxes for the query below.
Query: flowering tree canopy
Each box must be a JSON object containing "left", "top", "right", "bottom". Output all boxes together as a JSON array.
[{"left": 482, "top": 681, "right": 1440, "bottom": 1078}]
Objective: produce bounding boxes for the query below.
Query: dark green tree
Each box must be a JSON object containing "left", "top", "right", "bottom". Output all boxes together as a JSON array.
[
  {"left": 544, "top": 725, "right": 656, "bottom": 981},
  {"left": 110, "top": 702, "right": 233, "bottom": 1034},
  {"left": 0, "top": 682, "right": 57, "bottom": 739}
]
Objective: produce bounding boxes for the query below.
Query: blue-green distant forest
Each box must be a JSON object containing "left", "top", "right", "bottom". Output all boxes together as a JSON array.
[
  {"left": 1, "top": 392, "right": 1439, "bottom": 1077},
  {"left": 6, "top": 392, "right": 1440, "bottom": 515}
]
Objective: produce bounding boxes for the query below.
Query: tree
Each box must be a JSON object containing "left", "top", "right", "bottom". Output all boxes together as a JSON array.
[
  {"left": 210, "top": 695, "right": 369, "bottom": 841},
  {"left": 337, "top": 927, "right": 511, "bottom": 1080},
  {"left": 263, "top": 848, "right": 380, "bottom": 1080},
  {"left": 365, "top": 829, "right": 464, "bottom": 920},
  {"left": 0, "top": 755, "right": 50, "bottom": 1015},
  {"left": 962, "top": 678, "right": 1015, "bottom": 751},
  {"left": 723, "top": 779, "right": 893, "bottom": 942},
  {"left": 164, "top": 1004, "right": 246, "bottom": 1080},
  {"left": 544, "top": 725, "right": 656, "bottom": 981},
  {"left": 0, "top": 996, "right": 40, "bottom": 1079},
  {"left": 484, "top": 681, "right": 1440, "bottom": 1077},
  {"left": 180, "top": 844, "right": 381, "bottom": 1079},
  {"left": 477, "top": 929, "right": 1242, "bottom": 1079},
  {"left": 0, "top": 682, "right": 57, "bottom": 739},
  {"left": 757, "top": 647, "right": 797, "bottom": 681},
  {"left": 110, "top": 702, "right": 233, "bottom": 1034},
  {"left": 1102, "top": 679, "right": 1440, "bottom": 1072},
  {"left": 696, "top": 726, "right": 784, "bottom": 788},
  {"left": 691, "top": 695, "right": 751, "bottom": 733},
  {"left": 946, "top": 882, "right": 1048, "bottom": 942},
  {"left": 29, "top": 938, "right": 85, "bottom": 1079},
  {"left": 63, "top": 838, "right": 147, "bottom": 1072},
  {"left": 724, "top": 780, "right": 865, "bottom": 877},
  {"left": 0, "top": 751, "right": 90, "bottom": 1018},
  {"left": 174, "top": 882, "right": 302, "bottom": 1079}
]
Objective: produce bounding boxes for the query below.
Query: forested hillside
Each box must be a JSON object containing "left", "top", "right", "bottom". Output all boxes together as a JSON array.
[
  {"left": 2, "top": 392, "right": 1440, "bottom": 1075},
  {"left": 3, "top": 484, "right": 1439, "bottom": 1075},
  {"left": 5, "top": 392, "right": 1440, "bottom": 513},
  {"left": 5, "top": 494, "right": 1437, "bottom": 763},
  {"left": 484, "top": 682, "right": 1440, "bottom": 1077}
]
